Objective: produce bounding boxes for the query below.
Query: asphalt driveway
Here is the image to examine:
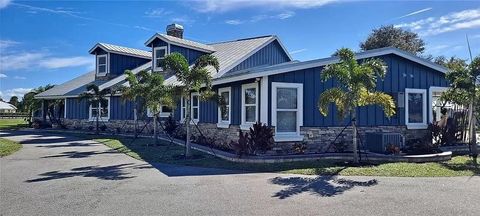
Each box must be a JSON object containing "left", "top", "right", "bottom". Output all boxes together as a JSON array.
[{"left": 1, "top": 130, "right": 479, "bottom": 216}]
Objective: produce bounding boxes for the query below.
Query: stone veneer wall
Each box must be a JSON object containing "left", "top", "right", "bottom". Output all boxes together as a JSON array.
[{"left": 58, "top": 118, "right": 428, "bottom": 154}]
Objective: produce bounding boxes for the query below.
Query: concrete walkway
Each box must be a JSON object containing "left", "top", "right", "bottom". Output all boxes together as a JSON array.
[{"left": 1, "top": 130, "right": 479, "bottom": 216}]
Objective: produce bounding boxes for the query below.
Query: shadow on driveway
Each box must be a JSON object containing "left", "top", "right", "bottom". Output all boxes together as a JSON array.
[
  {"left": 25, "top": 163, "right": 141, "bottom": 182},
  {"left": 269, "top": 176, "right": 378, "bottom": 199}
]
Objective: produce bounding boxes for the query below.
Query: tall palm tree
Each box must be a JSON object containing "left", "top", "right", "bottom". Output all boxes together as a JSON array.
[
  {"left": 318, "top": 48, "right": 396, "bottom": 163},
  {"left": 120, "top": 70, "right": 147, "bottom": 138},
  {"left": 79, "top": 84, "right": 111, "bottom": 134},
  {"left": 162, "top": 53, "right": 219, "bottom": 157}
]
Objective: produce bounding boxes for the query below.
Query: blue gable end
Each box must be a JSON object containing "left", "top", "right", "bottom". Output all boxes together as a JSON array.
[
  {"left": 109, "top": 53, "right": 149, "bottom": 76},
  {"left": 268, "top": 54, "right": 449, "bottom": 127},
  {"left": 228, "top": 40, "right": 290, "bottom": 73},
  {"left": 170, "top": 44, "right": 206, "bottom": 65}
]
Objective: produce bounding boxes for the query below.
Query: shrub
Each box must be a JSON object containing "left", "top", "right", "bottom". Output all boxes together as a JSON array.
[
  {"left": 99, "top": 125, "right": 107, "bottom": 131},
  {"left": 292, "top": 142, "right": 307, "bottom": 154},
  {"left": 163, "top": 116, "right": 178, "bottom": 136},
  {"left": 386, "top": 144, "right": 401, "bottom": 155},
  {"left": 332, "top": 138, "right": 348, "bottom": 153},
  {"left": 230, "top": 130, "right": 251, "bottom": 156},
  {"left": 248, "top": 122, "right": 274, "bottom": 154}
]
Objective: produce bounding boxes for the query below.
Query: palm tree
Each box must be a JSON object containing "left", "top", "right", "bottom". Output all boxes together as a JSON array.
[
  {"left": 162, "top": 53, "right": 219, "bottom": 157},
  {"left": 24, "top": 84, "right": 55, "bottom": 124},
  {"left": 79, "top": 84, "right": 111, "bottom": 134},
  {"left": 318, "top": 48, "right": 396, "bottom": 163},
  {"left": 120, "top": 70, "right": 147, "bottom": 138}
]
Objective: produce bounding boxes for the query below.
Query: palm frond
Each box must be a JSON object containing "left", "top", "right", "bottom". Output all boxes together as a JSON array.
[
  {"left": 318, "top": 87, "right": 348, "bottom": 118},
  {"left": 194, "top": 54, "right": 220, "bottom": 72},
  {"left": 358, "top": 88, "right": 396, "bottom": 117}
]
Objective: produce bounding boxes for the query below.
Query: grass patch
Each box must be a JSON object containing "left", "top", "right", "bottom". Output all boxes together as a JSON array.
[
  {"left": 0, "top": 118, "right": 28, "bottom": 130},
  {"left": 89, "top": 135, "right": 480, "bottom": 177},
  {"left": 0, "top": 138, "right": 22, "bottom": 157}
]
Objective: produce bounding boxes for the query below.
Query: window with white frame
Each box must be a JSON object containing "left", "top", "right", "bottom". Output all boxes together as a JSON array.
[
  {"left": 154, "top": 46, "right": 167, "bottom": 71},
  {"left": 217, "top": 87, "right": 231, "bottom": 128},
  {"left": 191, "top": 93, "right": 200, "bottom": 123},
  {"left": 147, "top": 106, "right": 172, "bottom": 118},
  {"left": 405, "top": 88, "right": 427, "bottom": 129},
  {"left": 271, "top": 82, "right": 303, "bottom": 141},
  {"left": 180, "top": 94, "right": 200, "bottom": 123},
  {"left": 89, "top": 98, "right": 110, "bottom": 121},
  {"left": 241, "top": 83, "right": 258, "bottom": 130},
  {"left": 96, "top": 54, "right": 108, "bottom": 75}
]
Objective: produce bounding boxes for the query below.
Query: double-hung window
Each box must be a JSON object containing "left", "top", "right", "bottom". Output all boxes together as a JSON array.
[
  {"left": 96, "top": 54, "right": 108, "bottom": 76},
  {"left": 241, "top": 83, "right": 258, "bottom": 130},
  {"left": 405, "top": 88, "right": 427, "bottom": 129},
  {"left": 180, "top": 93, "right": 200, "bottom": 124},
  {"left": 271, "top": 82, "right": 303, "bottom": 142},
  {"left": 89, "top": 98, "right": 110, "bottom": 121},
  {"left": 154, "top": 46, "right": 167, "bottom": 71},
  {"left": 217, "top": 87, "right": 231, "bottom": 128}
]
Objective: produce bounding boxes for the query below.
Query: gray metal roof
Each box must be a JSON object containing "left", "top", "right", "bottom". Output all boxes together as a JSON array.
[
  {"left": 145, "top": 33, "right": 216, "bottom": 53},
  {"left": 213, "top": 47, "right": 449, "bottom": 85},
  {"left": 0, "top": 101, "right": 16, "bottom": 110},
  {"left": 89, "top": 43, "right": 151, "bottom": 59},
  {"left": 35, "top": 71, "right": 96, "bottom": 98}
]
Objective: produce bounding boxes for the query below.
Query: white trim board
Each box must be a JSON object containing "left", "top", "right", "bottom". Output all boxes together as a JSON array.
[
  {"left": 144, "top": 33, "right": 215, "bottom": 53},
  {"left": 217, "top": 87, "right": 232, "bottom": 128},
  {"left": 240, "top": 82, "right": 259, "bottom": 130},
  {"left": 89, "top": 43, "right": 151, "bottom": 59},
  {"left": 429, "top": 86, "right": 449, "bottom": 124},
  {"left": 271, "top": 82, "right": 304, "bottom": 142},
  {"left": 212, "top": 47, "right": 448, "bottom": 86}
]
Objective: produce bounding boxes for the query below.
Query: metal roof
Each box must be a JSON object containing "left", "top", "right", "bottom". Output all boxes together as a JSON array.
[
  {"left": 213, "top": 47, "right": 449, "bottom": 85},
  {"left": 145, "top": 33, "right": 216, "bottom": 53},
  {"left": 0, "top": 101, "right": 16, "bottom": 110},
  {"left": 89, "top": 43, "right": 151, "bottom": 59},
  {"left": 35, "top": 71, "right": 96, "bottom": 99}
]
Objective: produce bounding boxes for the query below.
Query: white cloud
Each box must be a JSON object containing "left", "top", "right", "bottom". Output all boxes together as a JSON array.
[
  {"left": 0, "top": 39, "right": 20, "bottom": 49},
  {"left": 0, "top": 73, "right": 7, "bottom": 78},
  {"left": 0, "top": 51, "right": 93, "bottom": 72},
  {"left": 171, "top": 16, "right": 196, "bottom": 25},
  {"left": 290, "top": 48, "right": 307, "bottom": 54},
  {"left": 225, "top": 11, "right": 295, "bottom": 25},
  {"left": 396, "top": 7, "right": 432, "bottom": 19},
  {"left": 144, "top": 8, "right": 172, "bottom": 18},
  {"left": 396, "top": 8, "right": 480, "bottom": 36},
  {"left": 13, "top": 76, "right": 26, "bottom": 80},
  {"left": 38, "top": 56, "right": 92, "bottom": 69},
  {"left": 194, "top": 0, "right": 336, "bottom": 13},
  {"left": 0, "top": 88, "right": 33, "bottom": 101},
  {"left": 0, "top": 0, "right": 11, "bottom": 9}
]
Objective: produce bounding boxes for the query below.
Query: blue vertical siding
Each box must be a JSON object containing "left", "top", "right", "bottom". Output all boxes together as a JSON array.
[
  {"left": 170, "top": 44, "right": 207, "bottom": 65},
  {"left": 66, "top": 98, "right": 88, "bottom": 119},
  {"left": 109, "top": 53, "right": 149, "bottom": 76},
  {"left": 227, "top": 40, "right": 290, "bottom": 73},
  {"left": 110, "top": 96, "right": 135, "bottom": 120},
  {"left": 268, "top": 54, "right": 448, "bottom": 127}
]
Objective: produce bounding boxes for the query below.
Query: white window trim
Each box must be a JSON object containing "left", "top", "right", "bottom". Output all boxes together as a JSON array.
[
  {"left": 64, "top": 99, "right": 67, "bottom": 119},
  {"left": 180, "top": 96, "right": 186, "bottom": 122},
  {"left": 240, "top": 83, "right": 259, "bottom": 130},
  {"left": 271, "top": 82, "right": 304, "bottom": 142},
  {"left": 147, "top": 106, "right": 172, "bottom": 118},
  {"left": 217, "top": 87, "right": 231, "bottom": 128},
  {"left": 153, "top": 46, "right": 168, "bottom": 72},
  {"left": 88, "top": 97, "right": 110, "bottom": 122},
  {"left": 429, "top": 86, "right": 449, "bottom": 124},
  {"left": 405, "top": 88, "right": 427, "bottom": 129},
  {"left": 180, "top": 93, "right": 200, "bottom": 124},
  {"left": 96, "top": 54, "right": 109, "bottom": 76}
]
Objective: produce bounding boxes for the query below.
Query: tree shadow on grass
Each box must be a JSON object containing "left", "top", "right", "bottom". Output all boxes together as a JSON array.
[
  {"left": 26, "top": 163, "right": 139, "bottom": 182},
  {"left": 269, "top": 176, "right": 378, "bottom": 199}
]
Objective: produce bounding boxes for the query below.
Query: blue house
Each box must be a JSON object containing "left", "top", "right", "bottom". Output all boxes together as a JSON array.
[{"left": 36, "top": 24, "right": 449, "bottom": 151}]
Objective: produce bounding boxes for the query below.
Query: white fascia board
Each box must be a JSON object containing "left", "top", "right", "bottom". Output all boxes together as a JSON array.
[
  {"left": 145, "top": 34, "right": 214, "bottom": 53},
  {"left": 89, "top": 43, "right": 151, "bottom": 60}
]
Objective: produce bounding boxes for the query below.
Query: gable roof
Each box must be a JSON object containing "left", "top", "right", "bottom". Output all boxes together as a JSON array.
[
  {"left": 89, "top": 43, "right": 151, "bottom": 59},
  {"left": 35, "top": 71, "right": 96, "bottom": 99},
  {"left": 102, "top": 35, "right": 289, "bottom": 88},
  {"left": 213, "top": 47, "right": 448, "bottom": 85},
  {"left": 145, "top": 33, "right": 216, "bottom": 53},
  {"left": 0, "top": 101, "right": 16, "bottom": 110}
]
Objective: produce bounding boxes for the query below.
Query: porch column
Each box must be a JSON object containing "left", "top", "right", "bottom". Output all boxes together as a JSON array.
[{"left": 260, "top": 75, "right": 269, "bottom": 125}]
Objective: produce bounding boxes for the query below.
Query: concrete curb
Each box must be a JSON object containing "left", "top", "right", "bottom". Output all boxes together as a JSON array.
[{"left": 27, "top": 128, "right": 452, "bottom": 164}]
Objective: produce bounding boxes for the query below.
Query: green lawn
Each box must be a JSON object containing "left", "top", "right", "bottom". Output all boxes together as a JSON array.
[
  {"left": 0, "top": 118, "right": 28, "bottom": 130},
  {"left": 93, "top": 136, "right": 479, "bottom": 177},
  {"left": 0, "top": 138, "right": 22, "bottom": 157}
]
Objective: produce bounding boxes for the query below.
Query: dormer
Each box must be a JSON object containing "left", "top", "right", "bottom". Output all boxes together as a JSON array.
[
  {"left": 145, "top": 24, "right": 216, "bottom": 72},
  {"left": 89, "top": 43, "right": 151, "bottom": 79}
]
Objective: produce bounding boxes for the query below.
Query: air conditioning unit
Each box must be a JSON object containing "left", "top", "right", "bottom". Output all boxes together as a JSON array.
[{"left": 365, "top": 133, "right": 405, "bottom": 154}]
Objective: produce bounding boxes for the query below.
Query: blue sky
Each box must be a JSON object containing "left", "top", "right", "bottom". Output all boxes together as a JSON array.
[{"left": 1, "top": 0, "right": 479, "bottom": 101}]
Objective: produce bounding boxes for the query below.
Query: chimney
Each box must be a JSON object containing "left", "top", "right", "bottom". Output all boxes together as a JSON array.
[{"left": 166, "top": 23, "right": 184, "bottom": 39}]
